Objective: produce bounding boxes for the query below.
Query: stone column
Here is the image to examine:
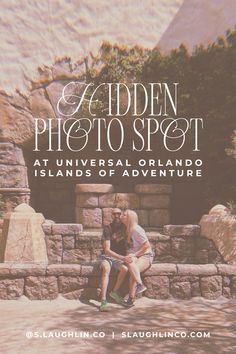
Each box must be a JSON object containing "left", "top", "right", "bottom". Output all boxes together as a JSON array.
[
  {"left": 75, "top": 184, "right": 114, "bottom": 228},
  {"left": 0, "top": 203, "right": 48, "bottom": 263},
  {"left": 134, "top": 184, "right": 172, "bottom": 228},
  {"left": 0, "top": 142, "right": 30, "bottom": 218}
]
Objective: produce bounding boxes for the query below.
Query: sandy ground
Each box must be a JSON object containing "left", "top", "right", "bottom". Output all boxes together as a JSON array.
[{"left": 0, "top": 296, "right": 236, "bottom": 354}]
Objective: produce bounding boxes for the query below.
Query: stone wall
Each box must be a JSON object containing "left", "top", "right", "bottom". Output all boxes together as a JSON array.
[
  {"left": 75, "top": 184, "right": 172, "bottom": 228},
  {"left": 42, "top": 222, "right": 224, "bottom": 265},
  {"left": 0, "top": 263, "right": 235, "bottom": 300},
  {"left": 0, "top": 142, "right": 30, "bottom": 216}
]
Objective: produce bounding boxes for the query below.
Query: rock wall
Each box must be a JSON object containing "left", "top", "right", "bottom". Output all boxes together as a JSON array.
[
  {"left": 75, "top": 183, "right": 172, "bottom": 228},
  {"left": 42, "top": 222, "right": 224, "bottom": 265},
  {"left": 0, "top": 263, "right": 235, "bottom": 300},
  {"left": 200, "top": 205, "right": 236, "bottom": 264}
]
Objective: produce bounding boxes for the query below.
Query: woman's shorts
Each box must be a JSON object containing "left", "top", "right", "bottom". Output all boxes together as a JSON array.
[{"left": 137, "top": 252, "right": 154, "bottom": 271}]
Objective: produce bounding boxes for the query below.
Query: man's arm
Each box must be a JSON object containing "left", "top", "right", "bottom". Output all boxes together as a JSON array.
[{"left": 103, "top": 240, "right": 125, "bottom": 261}]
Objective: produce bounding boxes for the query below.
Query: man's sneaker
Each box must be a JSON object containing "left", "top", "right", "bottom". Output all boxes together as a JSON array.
[
  {"left": 99, "top": 300, "right": 109, "bottom": 312},
  {"left": 123, "top": 297, "right": 135, "bottom": 308},
  {"left": 109, "top": 291, "right": 124, "bottom": 305},
  {"left": 135, "top": 283, "right": 147, "bottom": 295}
]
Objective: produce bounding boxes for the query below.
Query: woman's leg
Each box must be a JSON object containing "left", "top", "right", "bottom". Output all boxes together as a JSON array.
[
  {"left": 127, "top": 257, "right": 142, "bottom": 284},
  {"left": 129, "top": 273, "right": 137, "bottom": 299},
  {"left": 128, "top": 256, "right": 153, "bottom": 298}
]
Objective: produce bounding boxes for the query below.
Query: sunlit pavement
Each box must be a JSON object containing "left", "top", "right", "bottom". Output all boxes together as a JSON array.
[{"left": 0, "top": 296, "right": 236, "bottom": 354}]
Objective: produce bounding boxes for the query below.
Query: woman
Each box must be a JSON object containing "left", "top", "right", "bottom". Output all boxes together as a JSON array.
[{"left": 121, "top": 209, "right": 154, "bottom": 307}]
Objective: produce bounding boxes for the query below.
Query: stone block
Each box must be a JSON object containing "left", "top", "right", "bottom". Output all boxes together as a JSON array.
[
  {"left": 170, "top": 276, "right": 199, "bottom": 283},
  {"left": 80, "top": 265, "right": 100, "bottom": 277},
  {"left": 9, "top": 264, "right": 46, "bottom": 277},
  {"left": 58, "top": 276, "right": 88, "bottom": 293},
  {"left": 191, "top": 281, "right": 201, "bottom": 297},
  {"left": 171, "top": 237, "right": 194, "bottom": 261},
  {"left": 195, "top": 249, "right": 209, "bottom": 264},
  {"left": 76, "top": 208, "right": 102, "bottom": 228},
  {"left": 135, "top": 210, "right": 148, "bottom": 227},
  {"left": 0, "top": 165, "right": 28, "bottom": 188},
  {"left": 75, "top": 184, "right": 114, "bottom": 194},
  {"left": 52, "top": 223, "right": 83, "bottom": 235},
  {"left": 0, "top": 142, "right": 25, "bottom": 165},
  {"left": 171, "top": 282, "right": 191, "bottom": 299},
  {"left": 1, "top": 204, "right": 48, "bottom": 263},
  {"left": 25, "top": 276, "right": 58, "bottom": 300},
  {"left": 155, "top": 241, "right": 171, "bottom": 258},
  {"left": 76, "top": 194, "right": 98, "bottom": 208},
  {"left": 140, "top": 195, "right": 170, "bottom": 209},
  {"left": 200, "top": 276, "right": 222, "bottom": 299},
  {"left": 62, "top": 235, "right": 75, "bottom": 250},
  {"left": 0, "top": 264, "right": 10, "bottom": 276},
  {"left": 135, "top": 184, "right": 172, "bottom": 194},
  {"left": 163, "top": 225, "right": 200, "bottom": 237},
  {"left": 144, "top": 276, "right": 169, "bottom": 299},
  {"left": 144, "top": 263, "right": 177, "bottom": 276},
  {"left": 217, "top": 265, "right": 236, "bottom": 275},
  {"left": 102, "top": 208, "right": 113, "bottom": 225},
  {"left": 99, "top": 193, "right": 140, "bottom": 209},
  {"left": 177, "top": 264, "right": 218, "bottom": 276},
  {"left": 149, "top": 209, "right": 170, "bottom": 227},
  {"left": 45, "top": 235, "right": 62, "bottom": 264},
  {"left": 63, "top": 249, "right": 91, "bottom": 263},
  {"left": 90, "top": 239, "right": 103, "bottom": 261},
  {"left": 0, "top": 278, "right": 24, "bottom": 299},
  {"left": 46, "top": 264, "right": 81, "bottom": 276}
]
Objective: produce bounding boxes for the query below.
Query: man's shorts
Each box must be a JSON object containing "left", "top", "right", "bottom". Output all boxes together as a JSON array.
[{"left": 100, "top": 254, "right": 124, "bottom": 270}]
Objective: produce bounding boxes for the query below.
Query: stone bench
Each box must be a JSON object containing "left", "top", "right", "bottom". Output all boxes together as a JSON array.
[{"left": 0, "top": 263, "right": 235, "bottom": 300}]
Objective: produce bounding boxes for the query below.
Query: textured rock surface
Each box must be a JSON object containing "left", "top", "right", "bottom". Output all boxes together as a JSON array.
[
  {"left": 0, "top": 263, "right": 235, "bottom": 300},
  {"left": 76, "top": 208, "right": 102, "bottom": 228},
  {"left": 0, "top": 278, "right": 24, "bottom": 299},
  {"left": 199, "top": 207, "right": 236, "bottom": 264},
  {"left": 25, "top": 276, "right": 58, "bottom": 300},
  {"left": 1, "top": 203, "right": 48, "bottom": 263},
  {"left": 159, "top": 0, "right": 236, "bottom": 52}
]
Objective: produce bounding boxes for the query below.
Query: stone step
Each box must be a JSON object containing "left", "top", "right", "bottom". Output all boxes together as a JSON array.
[{"left": 0, "top": 263, "right": 235, "bottom": 300}]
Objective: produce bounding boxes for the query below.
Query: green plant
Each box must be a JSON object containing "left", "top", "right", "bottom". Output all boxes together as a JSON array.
[{"left": 227, "top": 200, "right": 236, "bottom": 215}]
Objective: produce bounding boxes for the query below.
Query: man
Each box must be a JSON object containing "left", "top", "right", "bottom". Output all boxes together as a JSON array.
[{"left": 99, "top": 208, "right": 131, "bottom": 312}]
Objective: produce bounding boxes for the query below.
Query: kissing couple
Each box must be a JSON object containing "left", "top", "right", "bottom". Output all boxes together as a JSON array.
[{"left": 99, "top": 208, "right": 154, "bottom": 311}]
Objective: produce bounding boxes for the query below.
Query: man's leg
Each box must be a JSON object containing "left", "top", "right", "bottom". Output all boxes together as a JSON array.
[
  {"left": 113, "top": 264, "right": 128, "bottom": 292},
  {"left": 100, "top": 260, "right": 111, "bottom": 301}
]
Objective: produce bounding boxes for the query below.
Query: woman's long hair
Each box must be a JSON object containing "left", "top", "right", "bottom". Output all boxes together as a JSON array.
[{"left": 125, "top": 209, "right": 138, "bottom": 242}]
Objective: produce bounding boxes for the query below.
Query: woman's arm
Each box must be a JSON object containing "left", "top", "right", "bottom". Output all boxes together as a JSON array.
[{"left": 134, "top": 241, "right": 151, "bottom": 258}]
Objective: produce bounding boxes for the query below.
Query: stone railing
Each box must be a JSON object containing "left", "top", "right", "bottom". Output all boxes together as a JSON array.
[
  {"left": 0, "top": 263, "right": 235, "bottom": 300},
  {"left": 43, "top": 223, "right": 224, "bottom": 265},
  {"left": 75, "top": 184, "right": 172, "bottom": 228}
]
